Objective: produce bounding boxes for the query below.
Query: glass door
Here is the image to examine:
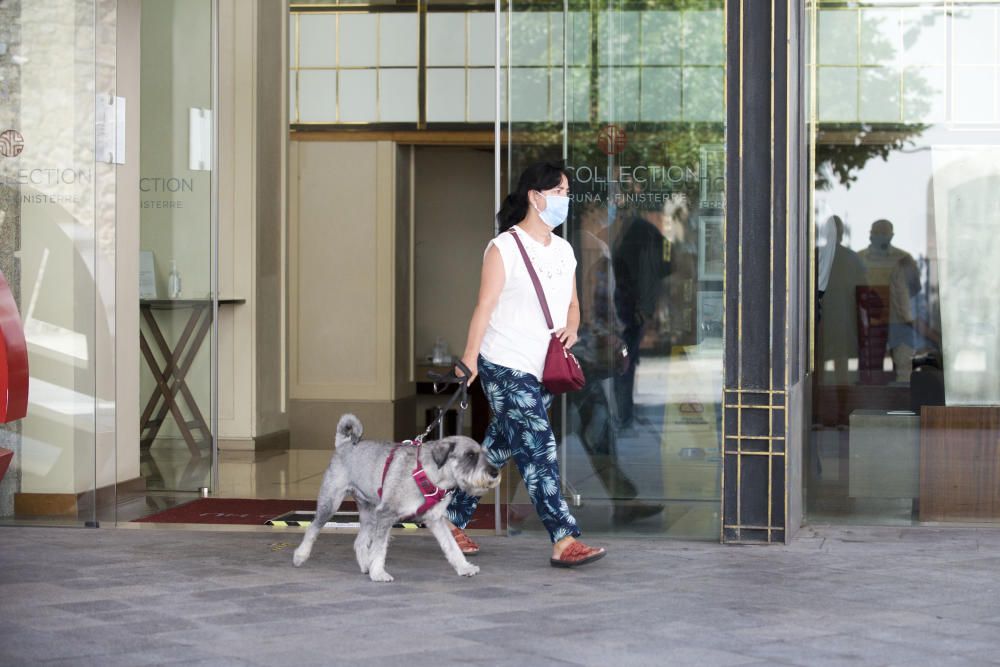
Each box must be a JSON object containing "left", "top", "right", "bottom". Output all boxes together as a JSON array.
[
  {"left": 501, "top": 0, "right": 726, "bottom": 538},
  {"left": 0, "top": 0, "right": 106, "bottom": 527},
  {"left": 136, "top": 0, "right": 216, "bottom": 496}
]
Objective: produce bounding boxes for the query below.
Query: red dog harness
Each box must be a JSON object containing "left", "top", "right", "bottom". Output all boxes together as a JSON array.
[{"left": 377, "top": 439, "right": 450, "bottom": 517}]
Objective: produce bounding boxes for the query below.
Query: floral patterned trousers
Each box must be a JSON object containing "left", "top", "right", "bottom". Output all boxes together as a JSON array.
[{"left": 447, "top": 355, "right": 581, "bottom": 543}]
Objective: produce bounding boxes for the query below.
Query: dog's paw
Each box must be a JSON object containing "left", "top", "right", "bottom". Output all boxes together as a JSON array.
[
  {"left": 355, "top": 549, "right": 370, "bottom": 573},
  {"left": 369, "top": 569, "right": 394, "bottom": 583},
  {"left": 292, "top": 548, "right": 310, "bottom": 567},
  {"left": 455, "top": 562, "right": 480, "bottom": 577}
]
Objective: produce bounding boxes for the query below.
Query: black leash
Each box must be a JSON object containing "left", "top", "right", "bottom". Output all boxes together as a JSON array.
[{"left": 415, "top": 359, "right": 472, "bottom": 442}]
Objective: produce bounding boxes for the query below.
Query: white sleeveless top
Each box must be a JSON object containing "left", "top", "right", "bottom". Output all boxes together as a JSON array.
[{"left": 479, "top": 228, "right": 577, "bottom": 380}]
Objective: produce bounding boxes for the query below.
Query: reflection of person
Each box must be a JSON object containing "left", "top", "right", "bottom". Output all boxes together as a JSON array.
[
  {"left": 858, "top": 219, "right": 921, "bottom": 382},
  {"left": 816, "top": 215, "right": 867, "bottom": 384},
  {"left": 612, "top": 196, "right": 672, "bottom": 429},
  {"left": 573, "top": 197, "right": 663, "bottom": 523},
  {"left": 449, "top": 161, "right": 606, "bottom": 568}
]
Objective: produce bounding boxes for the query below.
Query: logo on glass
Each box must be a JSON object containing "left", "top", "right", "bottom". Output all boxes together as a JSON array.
[
  {"left": 597, "top": 124, "right": 627, "bottom": 156},
  {"left": 0, "top": 130, "right": 24, "bottom": 158}
]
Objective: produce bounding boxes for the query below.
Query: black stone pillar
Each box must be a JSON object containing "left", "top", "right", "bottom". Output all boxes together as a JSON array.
[{"left": 723, "top": 0, "right": 808, "bottom": 544}]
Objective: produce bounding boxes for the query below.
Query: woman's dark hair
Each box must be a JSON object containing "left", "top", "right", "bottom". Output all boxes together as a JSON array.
[{"left": 496, "top": 161, "right": 568, "bottom": 233}]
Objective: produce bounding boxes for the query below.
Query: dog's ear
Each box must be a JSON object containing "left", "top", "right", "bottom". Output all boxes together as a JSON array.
[{"left": 431, "top": 440, "right": 456, "bottom": 468}]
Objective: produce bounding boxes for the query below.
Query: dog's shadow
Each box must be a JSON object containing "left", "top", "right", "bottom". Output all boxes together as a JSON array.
[{"left": 286, "top": 534, "right": 486, "bottom": 582}]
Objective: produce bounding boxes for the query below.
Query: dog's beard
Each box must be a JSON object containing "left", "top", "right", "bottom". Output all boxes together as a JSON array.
[{"left": 462, "top": 472, "right": 501, "bottom": 497}]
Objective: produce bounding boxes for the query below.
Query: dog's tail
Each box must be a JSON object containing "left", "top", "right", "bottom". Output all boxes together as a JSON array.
[{"left": 335, "top": 414, "right": 363, "bottom": 447}]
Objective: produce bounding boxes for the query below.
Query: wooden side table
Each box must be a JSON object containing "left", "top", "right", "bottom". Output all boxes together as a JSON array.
[{"left": 139, "top": 298, "right": 244, "bottom": 456}]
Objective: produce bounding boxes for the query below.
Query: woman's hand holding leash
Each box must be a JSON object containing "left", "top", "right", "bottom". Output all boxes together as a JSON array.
[
  {"left": 456, "top": 354, "right": 478, "bottom": 385},
  {"left": 555, "top": 327, "right": 578, "bottom": 349}
]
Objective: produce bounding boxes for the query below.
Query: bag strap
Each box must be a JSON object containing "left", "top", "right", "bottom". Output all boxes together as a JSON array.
[{"left": 507, "top": 228, "right": 554, "bottom": 331}]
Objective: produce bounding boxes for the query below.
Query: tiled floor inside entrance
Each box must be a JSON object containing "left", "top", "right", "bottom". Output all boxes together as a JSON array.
[
  {"left": 122, "top": 442, "right": 718, "bottom": 539},
  {"left": 116, "top": 355, "right": 723, "bottom": 537}
]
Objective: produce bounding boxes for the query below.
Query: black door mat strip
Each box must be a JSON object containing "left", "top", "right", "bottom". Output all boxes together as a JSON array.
[{"left": 266, "top": 510, "right": 425, "bottom": 530}]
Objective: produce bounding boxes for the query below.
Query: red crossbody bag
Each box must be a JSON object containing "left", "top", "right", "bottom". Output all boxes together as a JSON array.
[{"left": 507, "top": 229, "right": 586, "bottom": 394}]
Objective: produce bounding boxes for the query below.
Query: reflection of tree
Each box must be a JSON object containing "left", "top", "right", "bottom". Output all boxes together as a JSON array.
[
  {"left": 507, "top": 0, "right": 725, "bottom": 353},
  {"left": 815, "top": 123, "right": 927, "bottom": 190},
  {"left": 507, "top": 0, "right": 726, "bottom": 169},
  {"left": 568, "top": 123, "right": 723, "bottom": 204},
  {"left": 814, "top": 8, "right": 939, "bottom": 189}
]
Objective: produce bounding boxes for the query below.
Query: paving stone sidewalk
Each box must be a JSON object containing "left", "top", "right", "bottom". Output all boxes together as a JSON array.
[{"left": 1, "top": 524, "right": 999, "bottom": 666}]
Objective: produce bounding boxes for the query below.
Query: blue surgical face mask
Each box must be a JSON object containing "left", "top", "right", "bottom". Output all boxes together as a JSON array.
[{"left": 535, "top": 194, "right": 570, "bottom": 229}]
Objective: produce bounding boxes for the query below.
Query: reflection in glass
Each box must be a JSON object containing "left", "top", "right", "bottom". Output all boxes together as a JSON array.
[
  {"left": 137, "top": 0, "right": 214, "bottom": 496},
  {"left": 504, "top": 1, "right": 725, "bottom": 539},
  {"left": 0, "top": 0, "right": 101, "bottom": 526},
  {"left": 809, "top": 2, "right": 1000, "bottom": 526}
]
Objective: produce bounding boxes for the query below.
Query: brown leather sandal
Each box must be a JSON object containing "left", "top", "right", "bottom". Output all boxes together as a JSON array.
[
  {"left": 450, "top": 525, "right": 480, "bottom": 556},
  {"left": 550, "top": 541, "right": 606, "bottom": 568}
]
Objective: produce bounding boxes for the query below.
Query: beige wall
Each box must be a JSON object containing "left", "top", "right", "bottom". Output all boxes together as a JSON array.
[
  {"left": 130, "top": 0, "right": 288, "bottom": 454},
  {"left": 255, "top": 0, "right": 290, "bottom": 439},
  {"left": 288, "top": 140, "right": 415, "bottom": 446},
  {"left": 413, "top": 147, "right": 494, "bottom": 365},
  {"left": 216, "top": 0, "right": 256, "bottom": 444},
  {"left": 411, "top": 147, "right": 493, "bottom": 437},
  {"left": 290, "top": 141, "right": 389, "bottom": 401},
  {"left": 216, "top": 0, "right": 289, "bottom": 449},
  {"left": 287, "top": 143, "right": 495, "bottom": 448}
]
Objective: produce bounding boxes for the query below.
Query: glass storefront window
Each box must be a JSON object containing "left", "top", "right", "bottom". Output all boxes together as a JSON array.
[
  {"left": 808, "top": 1, "right": 1000, "bottom": 525},
  {"left": 0, "top": 0, "right": 105, "bottom": 526},
  {"left": 504, "top": 0, "right": 725, "bottom": 539},
  {"left": 136, "top": 0, "right": 215, "bottom": 497}
]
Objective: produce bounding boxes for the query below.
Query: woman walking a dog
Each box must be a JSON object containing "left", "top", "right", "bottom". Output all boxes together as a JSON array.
[{"left": 449, "top": 161, "right": 606, "bottom": 568}]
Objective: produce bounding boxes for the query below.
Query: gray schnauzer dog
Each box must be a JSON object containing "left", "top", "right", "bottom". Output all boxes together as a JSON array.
[{"left": 293, "top": 414, "right": 501, "bottom": 582}]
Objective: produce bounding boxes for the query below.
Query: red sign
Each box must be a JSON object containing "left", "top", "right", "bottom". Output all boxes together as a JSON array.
[
  {"left": 0, "top": 269, "right": 28, "bottom": 422},
  {"left": 597, "top": 124, "right": 627, "bottom": 156}
]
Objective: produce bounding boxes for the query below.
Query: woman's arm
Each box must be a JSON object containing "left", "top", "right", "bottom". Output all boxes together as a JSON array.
[
  {"left": 556, "top": 275, "right": 581, "bottom": 349},
  {"left": 457, "top": 245, "right": 505, "bottom": 384}
]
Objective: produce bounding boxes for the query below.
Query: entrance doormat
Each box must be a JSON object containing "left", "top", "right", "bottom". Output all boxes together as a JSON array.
[
  {"left": 134, "top": 497, "right": 504, "bottom": 528},
  {"left": 135, "top": 498, "right": 322, "bottom": 525}
]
